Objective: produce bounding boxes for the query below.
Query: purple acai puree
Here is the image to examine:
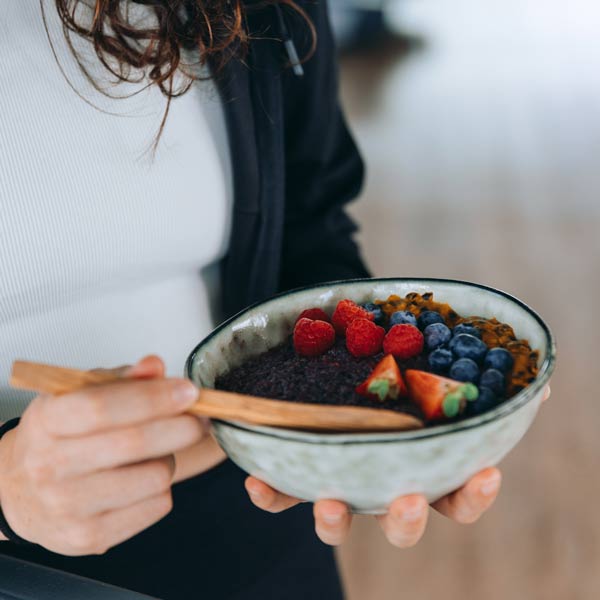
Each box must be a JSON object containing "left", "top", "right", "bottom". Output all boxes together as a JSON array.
[{"left": 214, "top": 339, "right": 426, "bottom": 419}]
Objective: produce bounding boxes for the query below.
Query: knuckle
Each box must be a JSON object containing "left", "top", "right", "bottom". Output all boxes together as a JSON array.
[
  {"left": 156, "top": 491, "right": 173, "bottom": 516},
  {"left": 25, "top": 395, "right": 46, "bottom": 422},
  {"left": 133, "top": 381, "right": 163, "bottom": 412},
  {"left": 83, "top": 394, "right": 109, "bottom": 426},
  {"left": 117, "top": 427, "right": 147, "bottom": 457},
  {"left": 35, "top": 396, "right": 63, "bottom": 432},
  {"left": 24, "top": 453, "right": 56, "bottom": 484},
  {"left": 66, "top": 522, "right": 100, "bottom": 554},
  {"left": 140, "top": 380, "right": 179, "bottom": 415},
  {"left": 149, "top": 462, "right": 173, "bottom": 493},
  {"left": 49, "top": 447, "right": 70, "bottom": 478},
  {"left": 91, "top": 544, "right": 110, "bottom": 556},
  {"left": 43, "top": 486, "right": 71, "bottom": 516},
  {"left": 178, "top": 415, "right": 205, "bottom": 443}
]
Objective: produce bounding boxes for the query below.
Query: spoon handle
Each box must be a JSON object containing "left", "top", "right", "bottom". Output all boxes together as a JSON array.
[
  {"left": 10, "top": 360, "right": 126, "bottom": 395},
  {"left": 10, "top": 360, "right": 423, "bottom": 432},
  {"left": 189, "top": 388, "right": 423, "bottom": 432}
]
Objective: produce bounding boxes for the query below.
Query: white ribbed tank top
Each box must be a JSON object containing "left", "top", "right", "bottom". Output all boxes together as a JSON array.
[{"left": 0, "top": 2, "right": 233, "bottom": 419}]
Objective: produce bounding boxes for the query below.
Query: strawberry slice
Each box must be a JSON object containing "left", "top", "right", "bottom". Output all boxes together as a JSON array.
[
  {"left": 356, "top": 355, "right": 408, "bottom": 402},
  {"left": 405, "top": 370, "right": 479, "bottom": 420}
]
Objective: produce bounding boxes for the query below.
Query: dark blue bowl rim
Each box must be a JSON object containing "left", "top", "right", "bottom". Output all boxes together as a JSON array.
[{"left": 185, "top": 277, "right": 557, "bottom": 444}]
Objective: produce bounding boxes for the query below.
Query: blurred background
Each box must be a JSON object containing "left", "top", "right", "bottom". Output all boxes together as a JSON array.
[{"left": 330, "top": 0, "right": 599, "bottom": 598}]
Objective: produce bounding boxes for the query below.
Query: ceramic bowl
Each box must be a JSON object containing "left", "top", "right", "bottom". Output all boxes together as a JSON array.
[{"left": 185, "top": 278, "right": 556, "bottom": 514}]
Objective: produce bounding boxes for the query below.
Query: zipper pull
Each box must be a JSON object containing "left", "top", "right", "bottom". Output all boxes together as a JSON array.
[{"left": 274, "top": 4, "right": 304, "bottom": 77}]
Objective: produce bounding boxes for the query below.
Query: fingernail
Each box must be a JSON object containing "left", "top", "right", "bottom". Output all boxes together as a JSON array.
[
  {"left": 480, "top": 474, "right": 501, "bottom": 496},
  {"left": 173, "top": 381, "right": 198, "bottom": 406},
  {"left": 401, "top": 506, "right": 424, "bottom": 522},
  {"left": 322, "top": 512, "right": 343, "bottom": 524}
]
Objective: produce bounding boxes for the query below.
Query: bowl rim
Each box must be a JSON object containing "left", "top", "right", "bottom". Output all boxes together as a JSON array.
[{"left": 185, "top": 277, "right": 556, "bottom": 444}]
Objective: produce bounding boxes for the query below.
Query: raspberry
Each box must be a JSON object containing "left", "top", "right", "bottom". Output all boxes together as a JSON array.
[
  {"left": 383, "top": 324, "right": 424, "bottom": 360},
  {"left": 293, "top": 318, "right": 336, "bottom": 357},
  {"left": 331, "top": 299, "right": 374, "bottom": 335},
  {"left": 296, "top": 308, "right": 330, "bottom": 323},
  {"left": 346, "top": 318, "right": 385, "bottom": 357}
]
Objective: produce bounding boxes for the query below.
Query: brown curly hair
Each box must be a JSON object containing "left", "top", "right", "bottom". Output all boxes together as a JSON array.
[{"left": 43, "top": 0, "right": 315, "bottom": 150}]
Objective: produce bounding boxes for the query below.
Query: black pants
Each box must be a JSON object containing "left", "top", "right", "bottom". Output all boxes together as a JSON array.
[{"left": 1, "top": 460, "right": 344, "bottom": 599}]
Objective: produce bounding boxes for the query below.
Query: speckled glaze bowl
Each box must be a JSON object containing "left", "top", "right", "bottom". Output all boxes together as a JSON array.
[{"left": 185, "top": 279, "right": 556, "bottom": 514}]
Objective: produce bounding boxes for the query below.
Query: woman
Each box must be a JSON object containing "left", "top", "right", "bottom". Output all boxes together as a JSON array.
[{"left": 0, "top": 1, "right": 507, "bottom": 598}]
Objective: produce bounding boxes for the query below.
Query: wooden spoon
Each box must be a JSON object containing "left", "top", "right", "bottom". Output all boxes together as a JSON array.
[{"left": 10, "top": 360, "right": 423, "bottom": 432}]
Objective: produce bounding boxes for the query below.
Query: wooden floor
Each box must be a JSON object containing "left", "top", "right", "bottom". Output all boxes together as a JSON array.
[{"left": 335, "top": 2, "right": 600, "bottom": 598}]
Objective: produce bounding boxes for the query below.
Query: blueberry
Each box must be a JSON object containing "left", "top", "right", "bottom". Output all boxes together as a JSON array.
[
  {"left": 424, "top": 323, "right": 452, "bottom": 350},
  {"left": 390, "top": 310, "right": 417, "bottom": 327},
  {"left": 466, "top": 387, "right": 498, "bottom": 416},
  {"left": 483, "top": 348, "right": 514, "bottom": 374},
  {"left": 363, "top": 302, "right": 384, "bottom": 325},
  {"left": 480, "top": 368, "right": 506, "bottom": 396},
  {"left": 417, "top": 311, "right": 445, "bottom": 330},
  {"left": 449, "top": 334, "right": 488, "bottom": 363},
  {"left": 452, "top": 323, "right": 482, "bottom": 339},
  {"left": 449, "top": 358, "right": 480, "bottom": 383},
  {"left": 428, "top": 348, "right": 453, "bottom": 373}
]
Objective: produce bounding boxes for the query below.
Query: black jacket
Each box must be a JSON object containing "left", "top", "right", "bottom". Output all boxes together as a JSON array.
[{"left": 217, "top": 0, "right": 370, "bottom": 318}]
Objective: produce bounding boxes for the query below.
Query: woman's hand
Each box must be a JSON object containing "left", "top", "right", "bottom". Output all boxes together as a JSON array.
[
  {"left": 245, "top": 384, "right": 551, "bottom": 548},
  {"left": 246, "top": 468, "right": 501, "bottom": 547},
  {"left": 0, "top": 356, "right": 204, "bottom": 555}
]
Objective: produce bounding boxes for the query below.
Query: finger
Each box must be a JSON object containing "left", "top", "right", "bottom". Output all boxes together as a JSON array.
[
  {"left": 94, "top": 491, "right": 173, "bottom": 554},
  {"left": 376, "top": 495, "right": 428, "bottom": 548},
  {"left": 51, "top": 415, "right": 204, "bottom": 478},
  {"left": 432, "top": 468, "right": 501, "bottom": 524},
  {"left": 542, "top": 385, "right": 551, "bottom": 402},
  {"left": 313, "top": 500, "right": 352, "bottom": 546},
  {"left": 244, "top": 477, "right": 302, "bottom": 513},
  {"left": 68, "top": 456, "right": 176, "bottom": 516},
  {"left": 125, "top": 355, "right": 166, "bottom": 379},
  {"left": 88, "top": 355, "right": 165, "bottom": 380},
  {"left": 39, "top": 377, "right": 199, "bottom": 436}
]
